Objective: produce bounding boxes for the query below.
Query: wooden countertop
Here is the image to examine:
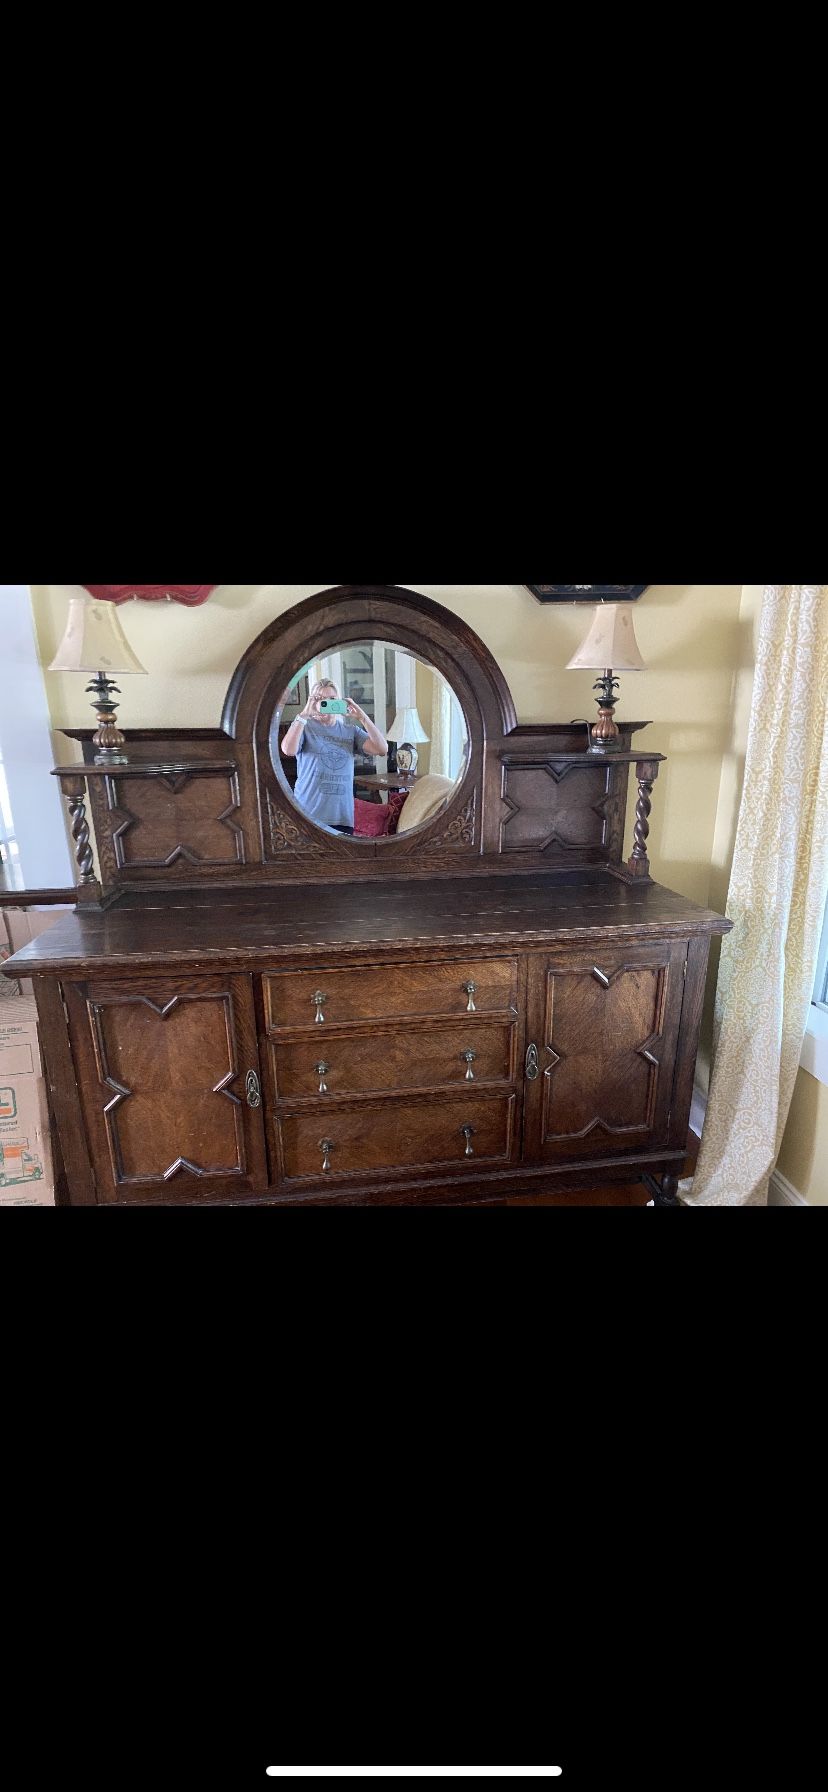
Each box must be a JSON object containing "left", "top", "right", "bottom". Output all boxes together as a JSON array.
[{"left": 1, "top": 870, "right": 732, "bottom": 978}]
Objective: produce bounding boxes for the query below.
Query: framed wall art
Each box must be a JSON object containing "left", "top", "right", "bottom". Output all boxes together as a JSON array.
[{"left": 527, "top": 585, "right": 648, "bottom": 602}]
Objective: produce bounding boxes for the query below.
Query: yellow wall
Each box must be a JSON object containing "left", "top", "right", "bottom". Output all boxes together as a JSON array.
[
  {"left": 29, "top": 581, "right": 826, "bottom": 1203},
  {"left": 776, "top": 1071, "right": 828, "bottom": 1206}
]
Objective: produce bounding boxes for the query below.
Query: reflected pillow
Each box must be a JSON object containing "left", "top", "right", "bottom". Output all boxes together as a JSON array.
[
  {"left": 386, "top": 790, "right": 409, "bottom": 833},
  {"left": 396, "top": 774, "right": 456, "bottom": 833},
  {"left": 353, "top": 797, "right": 394, "bottom": 838}
]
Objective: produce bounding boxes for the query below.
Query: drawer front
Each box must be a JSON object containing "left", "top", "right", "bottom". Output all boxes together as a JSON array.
[
  {"left": 279, "top": 1091, "right": 516, "bottom": 1182},
  {"left": 264, "top": 958, "right": 519, "bottom": 1031},
  {"left": 271, "top": 1021, "right": 516, "bottom": 1100}
]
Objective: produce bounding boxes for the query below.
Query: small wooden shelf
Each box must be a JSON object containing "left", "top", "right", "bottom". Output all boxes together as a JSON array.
[{"left": 51, "top": 760, "right": 238, "bottom": 779}]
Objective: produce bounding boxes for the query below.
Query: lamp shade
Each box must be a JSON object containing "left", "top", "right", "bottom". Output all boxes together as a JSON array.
[
  {"left": 388, "top": 706, "right": 430, "bottom": 744},
  {"left": 566, "top": 602, "right": 646, "bottom": 672},
  {"left": 48, "top": 596, "right": 148, "bottom": 675}
]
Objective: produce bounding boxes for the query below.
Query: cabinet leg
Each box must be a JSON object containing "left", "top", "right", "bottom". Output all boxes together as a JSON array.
[{"left": 643, "top": 1172, "right": 683, "bottom": 1206}]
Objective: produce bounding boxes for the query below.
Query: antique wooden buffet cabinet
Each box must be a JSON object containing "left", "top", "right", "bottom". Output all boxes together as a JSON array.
[{"left": 2, "top": 587, "right": 730, "bottom": 1207}]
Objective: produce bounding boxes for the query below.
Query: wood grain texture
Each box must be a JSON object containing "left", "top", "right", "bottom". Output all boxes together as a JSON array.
[
  {"left": 264, "top": 957, "right": 519, "bottom": 1030},
  {"left": 32, "top": 976, "right": 97, "bottom": 1205},
  {"left": 63, "top": 974, "right": 267, "bottom": 1203},
  {"left": 524, "top": 941, "right": 687, "bottom": 1161},
  {"left": 278, "top": 1088, "right": 517, "bottom": 1183},
  {"left": 3, "top": 871, "right": 731, "bottom": 979},
  {"left": 270, "top": 1019, "right": 517, "bottom": 1099}
]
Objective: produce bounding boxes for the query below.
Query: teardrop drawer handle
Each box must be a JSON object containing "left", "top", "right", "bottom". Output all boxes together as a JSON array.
[
  {"left": 463, "top": 981, "right": 477, "bottom": 1013},
  {"left": 462, "top": 1050, "right": 477, "bottom": 1081},
  {"left": 461, "top": 1125, "right": 476, "bottom": 1158},
  {"left": 315, "top": 1061, "right": 331, "bottom": 1094},
  {"left": 313, "top": 991, "right": 328, "bottom": 1023},
  {"left": 320, "top": 1139, "right": 334, "bottom": 1173}
]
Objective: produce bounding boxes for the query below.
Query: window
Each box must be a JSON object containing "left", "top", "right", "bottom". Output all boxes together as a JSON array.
[
  {"left": 814, "top": 898, "right": 828, "bottom": 1014},
  {"left": 0, "top": 585, "right": 74, "bottom": 891},
  {"left": 802, "top": 892, "right": 828, "bottom": 1086},
  {"left": 0, "top": 749, "right": 23, "bottom": 891}
]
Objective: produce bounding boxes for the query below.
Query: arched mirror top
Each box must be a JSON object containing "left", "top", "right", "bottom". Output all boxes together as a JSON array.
[{"left": 223, "top": 586, "right": 518, "bottom": 741}]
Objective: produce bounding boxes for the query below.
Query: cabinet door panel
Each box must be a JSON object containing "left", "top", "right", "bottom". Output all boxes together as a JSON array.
[
  {"left": 65, "top": 974, "right": 268, "bottom": 1203},
  {"left": 523, "top": 942, "right": 687, "bottom": 1162}
]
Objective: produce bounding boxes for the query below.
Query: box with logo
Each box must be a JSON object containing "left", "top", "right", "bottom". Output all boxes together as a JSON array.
[{"left": 0, "top": 988, "right": 55, "bottom": 1207}]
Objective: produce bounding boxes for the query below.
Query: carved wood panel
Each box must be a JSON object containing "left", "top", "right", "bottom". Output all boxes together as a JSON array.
[
  {"left": 107, "top": 771, "right": 245, "bottom": 871},
  {"left": 64, "top": 975, "right": 267, "bottom": 1202},
  {"left": 523, "top": 941, "right": 688, "bottom": 1161},
  {"left": 499, "top": 760, "right": 613, "bottom": 858}
]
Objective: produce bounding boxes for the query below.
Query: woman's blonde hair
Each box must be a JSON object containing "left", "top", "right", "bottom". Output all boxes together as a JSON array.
[{"left": 310, "top": 678, "right": 339, "bottom": 700}]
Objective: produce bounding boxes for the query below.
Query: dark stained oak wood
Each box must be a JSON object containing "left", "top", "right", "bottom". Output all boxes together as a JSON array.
[
  {"left": 4, "top": 871, "right": 730, "bottom": 978},
  {"left": 31, "top": 977, "right": 97, "bottom": 1206},
  {"left": 524, "top": 941, "right": 687, "bottom": 1162},
  {"left": 264, "top": 956, "right": 519, "bottom": 1030},
  {"left": 270, "top": 1018, "right": 517, "bottom": 1100},
  {"left": 279, "top": 1088, "right": 517, "bottom": 1183},
  {"left": 2, "top": 587, "right": 732, "bottom": 1207},
  {"left": 63, "top": 974, "right": 268, "bottom": 1204}
]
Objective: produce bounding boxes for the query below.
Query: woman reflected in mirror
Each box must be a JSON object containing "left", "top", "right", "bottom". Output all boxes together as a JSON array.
[{"left": 280, "top": 679, "right": 388, "bottom": 836}]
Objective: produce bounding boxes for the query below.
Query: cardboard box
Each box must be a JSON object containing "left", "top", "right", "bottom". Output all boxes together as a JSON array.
[{"left": 0, "top": 994, "right": 55, "bottom": 1206}]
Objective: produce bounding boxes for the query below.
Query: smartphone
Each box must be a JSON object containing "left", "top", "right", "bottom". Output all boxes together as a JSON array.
[{"left": 318, "top": 699, "right": 349, "bottom": 714}]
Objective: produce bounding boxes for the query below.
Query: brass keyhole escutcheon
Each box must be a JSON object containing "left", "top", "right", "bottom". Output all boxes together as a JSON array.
[{"left": 526, "top": 1044, "right": 541, "bottom": 1082}]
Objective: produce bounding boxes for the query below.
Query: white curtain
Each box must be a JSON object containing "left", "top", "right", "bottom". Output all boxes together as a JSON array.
[
  {"left": 429, "top": 672, "right": 454, "bottom": 779},
  {"left": 683, "top": 586, "right": 828, "bottom": 1206}
]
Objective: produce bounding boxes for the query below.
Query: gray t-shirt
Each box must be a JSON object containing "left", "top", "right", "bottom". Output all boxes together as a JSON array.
[{"left": 293, "top": 718, "right": 370, "bottom": 830}]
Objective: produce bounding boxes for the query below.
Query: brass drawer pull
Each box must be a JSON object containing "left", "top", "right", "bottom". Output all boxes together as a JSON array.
[
  {"left": 320, "top": 1138, "right": 334, "bottom": 1173},
  {"left": 461, "top": 1125, "right": 476, "bottom": 1158},
  {"left": 463, "top": 981, "right": 477, "bottom": 1013},
  {"left": 315, "top": 1061, "right": 331, "bottom": 1094},
  {"left": 246, "top": 1070, "right": 261, "bottom": 1109},
  {"left": 462, "top": 1050, "right": 477, "bottom": 1081},
  {"left": 313, "top": 991, "right": 328, "bottom": 1024},
  {"left": 526, "top": 1043, "right": 541, "bottom": 1082}
]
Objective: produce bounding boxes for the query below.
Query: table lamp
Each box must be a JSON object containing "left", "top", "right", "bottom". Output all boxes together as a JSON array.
[
  {"left": 566, "top": 601, "right": 646, "bottom": 753},
  {"left": 49, "top": 593, "right": 147, "bottom": 764},
  {"left": 388, "top": 706, "right": 429, "bottom": 775}
]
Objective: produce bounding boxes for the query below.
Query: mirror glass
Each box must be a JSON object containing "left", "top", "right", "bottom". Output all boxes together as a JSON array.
[{"left": 270, "top": 641, "right": 469, "bottom": 840}]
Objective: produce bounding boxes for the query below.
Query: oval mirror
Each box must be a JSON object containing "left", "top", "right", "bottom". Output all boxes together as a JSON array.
[{"left": 270, "top": 640, "right": 470, "bottom": 841}]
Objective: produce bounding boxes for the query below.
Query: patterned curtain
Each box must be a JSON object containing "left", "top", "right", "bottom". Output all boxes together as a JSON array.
[{"left": 683, "top": 586, "right": 828, "bottom": 1206}]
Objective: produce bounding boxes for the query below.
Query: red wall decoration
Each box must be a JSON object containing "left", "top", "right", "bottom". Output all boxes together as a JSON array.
[{"left": 82, "top": 585, "right": 217, "bottom": 606}]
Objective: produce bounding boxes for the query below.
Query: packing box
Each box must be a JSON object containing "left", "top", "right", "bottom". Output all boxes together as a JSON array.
[
  {"left": 0, "top": 911, "right": 65, "bottom": 1207},
  {"left": 0, "top": 996, "right": 55, "bottom": 1206}
]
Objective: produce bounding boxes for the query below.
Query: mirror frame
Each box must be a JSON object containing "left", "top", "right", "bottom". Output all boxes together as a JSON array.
[{"left": 223, "top": 585, "right": 518, "bottom": 873}]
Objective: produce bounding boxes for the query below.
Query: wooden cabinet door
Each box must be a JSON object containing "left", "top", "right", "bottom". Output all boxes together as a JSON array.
[
  {"left": 523, "top": 941, "right": 688, "bottom": 1164},
  {"left": 65, "top": 974, "right": 268, "bottom": 1203}
]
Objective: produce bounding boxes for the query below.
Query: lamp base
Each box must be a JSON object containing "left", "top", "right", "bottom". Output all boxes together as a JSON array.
[
  {"left": 395, "top": 743, "right": 419, "bottom": 774},
  {"left": 589, "top": 671, "right": 623, "bottom": 752},
  {"left": 88, "top": 672, "right": 129, "bottom": 765}
]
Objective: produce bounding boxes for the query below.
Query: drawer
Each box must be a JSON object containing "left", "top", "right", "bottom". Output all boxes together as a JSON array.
[
  {"left": 264, "top": 957, "right": 519, "bottom": 1031},
  {"left": 271, "top": 1020, "right": 517, "bottom": 1100},
  {"left": 278, "top": 1090, "right": 516, "bottom": 1182}
]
